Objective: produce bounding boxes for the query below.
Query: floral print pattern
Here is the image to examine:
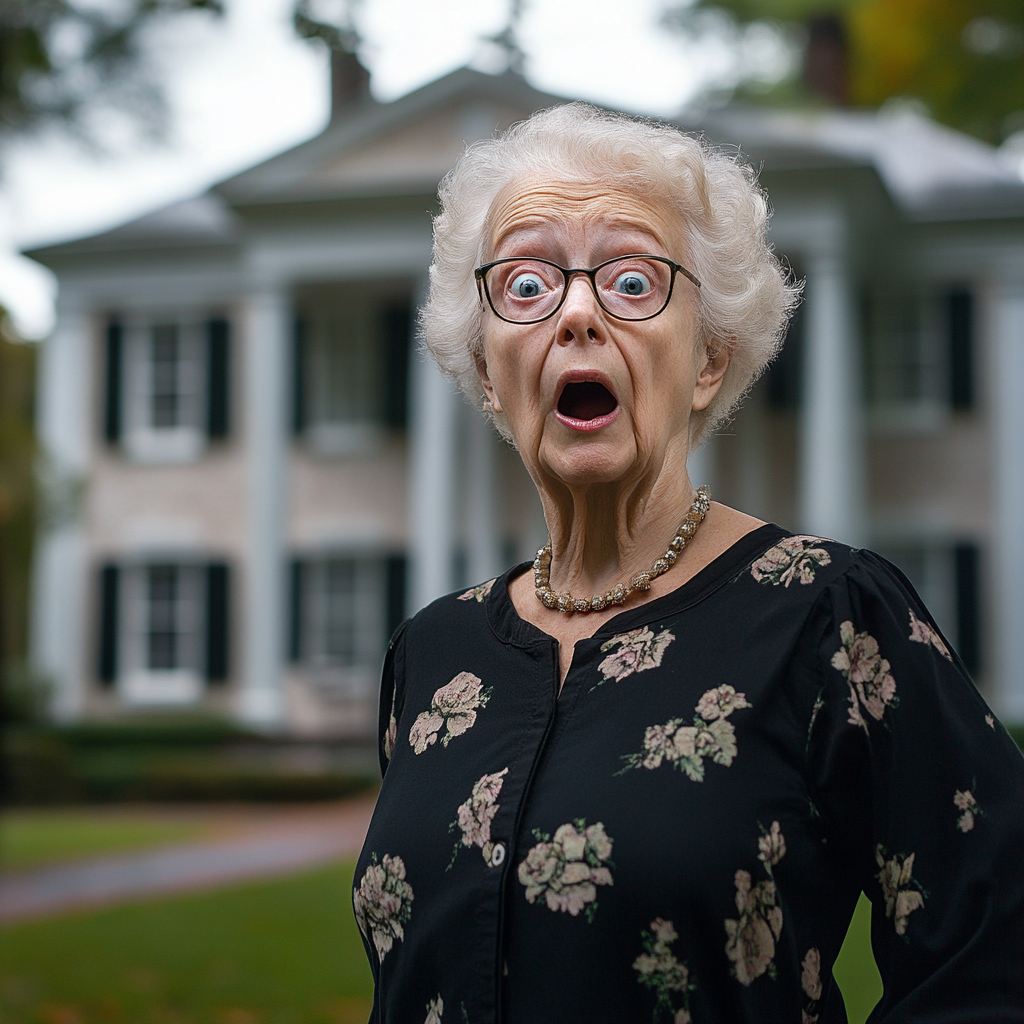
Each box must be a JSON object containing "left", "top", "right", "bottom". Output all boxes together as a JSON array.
[
  {"left": 618, "top": 684, "right": 752, "bottom": 782},
  {"left": 409, "top": 672, "right": 493, "bottom": 754},
  {"left": 724, "top": 822, "right": 786, "bottom": 986},
  {"left": 383, "top": 688, "right": 398, "bottom": 762},
  {"left": 518, "top": 820, "right": 614, "bottom": 922},
  {"left": 908, "top": 609, "right": 952, "bottom": 661},
  {"left": 831, "top": 621, "right": 898, "bottom": 730},
  {"left": 985, "top": 714, "right": 995, "bottom": 729},
  {"left": 633, "top": 918, "right": 694, "bottom": 1024},
  {"left": 750, "top": 536, "right": 832, "bottom": 588},
  {"left": 458, "top": 578, "right": 495, "bottom": 603},
  {"left": 954, "top": 789, "right": 981, "bottom": 833},
  {"left": 598, "top": 626, "right": 675, "bottom": 685},
  {"left": 801, "top": 947, "right": 822, "bottom": 1023},
  {"left": 353, "top": 853, "right": 414, "bottom": 963},
  {"left": 875, "top": 846, "right": 925, "bottom": 936},
  {"left": 448, "top": 768, "right": 508, "bottom": 868},
  {"left": 423, "top": 995, "right": 443, "bottom": 1024}
]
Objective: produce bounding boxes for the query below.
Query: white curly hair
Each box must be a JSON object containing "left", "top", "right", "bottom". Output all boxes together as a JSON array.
[{"left": 420, "top": 102, "right": 801, "bottom": 447}]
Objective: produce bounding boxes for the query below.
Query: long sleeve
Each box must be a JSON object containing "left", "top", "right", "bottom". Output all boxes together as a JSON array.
[
  {"left": 377, "top": 618, "right": 410, "bottom": 778},
  {"left": 807, "top": 551, "right": 1024, "bottom": 1021}
]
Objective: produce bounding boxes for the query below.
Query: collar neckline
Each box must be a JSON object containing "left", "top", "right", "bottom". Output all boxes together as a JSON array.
[{"left": 485, "top": 522, "right": 789, "bottom": 649}]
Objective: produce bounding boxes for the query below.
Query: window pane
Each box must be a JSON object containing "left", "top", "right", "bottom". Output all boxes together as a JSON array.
[
  {"left": 147, "top": 564, "right": 179, "bottom": 670},
  {"left": 151, "top": 324, "right": 181, "bottom": 428}
]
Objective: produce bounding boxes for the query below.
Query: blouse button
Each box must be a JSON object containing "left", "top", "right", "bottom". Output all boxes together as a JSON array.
[{"left": 490, "top": 842, "right": 506, "bottom": 867}]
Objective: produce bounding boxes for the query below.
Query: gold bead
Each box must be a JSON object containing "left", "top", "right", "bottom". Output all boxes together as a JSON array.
[
  {"left": 574, "top": 597, "right": 591, "bottom": 613},
  {"left": 591, "top": 595, "right": 607, "bottom": 611},
  {"left": 557, "top": 593, "right": 574, "bottom": 613},
  {"left": 631, "top": 571, "right": 653, "bottom": 591}
]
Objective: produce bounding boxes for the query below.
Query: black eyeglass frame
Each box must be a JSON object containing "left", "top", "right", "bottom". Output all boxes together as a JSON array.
[{"left": 474, "top": 254, "right": 701, "bottom": 325}]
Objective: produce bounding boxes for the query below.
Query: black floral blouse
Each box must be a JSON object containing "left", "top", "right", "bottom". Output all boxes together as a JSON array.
[{"left": 353, "top": 526, "right": 1024, "bottom": 1024}]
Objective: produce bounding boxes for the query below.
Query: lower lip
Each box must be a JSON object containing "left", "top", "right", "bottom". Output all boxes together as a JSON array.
[{"left": 554, "top": 407, "right": 620, "bottom": 432}]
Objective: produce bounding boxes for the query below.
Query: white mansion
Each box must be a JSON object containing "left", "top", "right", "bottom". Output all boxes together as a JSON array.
[{"left": 27, "top": 64, "right": 1024, "bottom": 735}]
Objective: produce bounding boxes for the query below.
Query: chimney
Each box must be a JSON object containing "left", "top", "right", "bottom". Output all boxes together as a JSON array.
[
  {"left": 803, "top": 13, "right": 849, "bottom": 106},
  {"left": 331, "top": 50, "right": 371, "bottom": 117}
]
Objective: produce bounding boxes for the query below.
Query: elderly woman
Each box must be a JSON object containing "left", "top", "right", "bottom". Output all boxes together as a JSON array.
[{"left": 353, "top": 105, "right": 1024, "bottom": 1023}]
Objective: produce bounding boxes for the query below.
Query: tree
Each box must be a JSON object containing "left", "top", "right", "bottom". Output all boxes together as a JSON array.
[
  {"left": 664, "top": 0, "right": 1024, "bottom": 143},
  {"left": 0, "top": 0, "right": 223, "bottom": 142}
]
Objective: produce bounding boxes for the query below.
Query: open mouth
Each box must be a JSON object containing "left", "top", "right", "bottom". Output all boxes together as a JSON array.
[{"left": 557, "top": 381, "right": 618, "bottom": 422}]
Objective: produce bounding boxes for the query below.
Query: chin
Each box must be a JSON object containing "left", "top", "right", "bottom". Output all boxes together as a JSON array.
[{"left": 540, "top": 436, "right": 637, "bottom": 487}]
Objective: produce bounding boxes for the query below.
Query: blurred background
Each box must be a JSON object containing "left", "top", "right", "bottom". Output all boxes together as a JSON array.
[{"left": 1, "top": 1, "right": 1022, "bottom": 1022}]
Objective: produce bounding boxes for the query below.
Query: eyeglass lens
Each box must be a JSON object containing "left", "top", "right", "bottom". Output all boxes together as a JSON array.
[{"left": 485, "top": 257, "right": 674, "bottom": 322}]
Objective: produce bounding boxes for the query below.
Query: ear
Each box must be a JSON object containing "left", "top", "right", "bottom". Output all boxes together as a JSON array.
[
  {"left": 475, "top": 353, "right": 503, "bottom": 415},
  {"left": 691, "top": 340, "right": 731, "bottom": 413}
]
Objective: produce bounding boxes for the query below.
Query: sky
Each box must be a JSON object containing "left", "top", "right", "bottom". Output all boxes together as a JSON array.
[{"left": 0, "top": 0, "right": 772, "bottom": 340}]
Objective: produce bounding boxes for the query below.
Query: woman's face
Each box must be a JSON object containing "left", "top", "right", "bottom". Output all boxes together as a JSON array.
[{"left": 477, "top": 178, "right": 725, "bottom": 492}]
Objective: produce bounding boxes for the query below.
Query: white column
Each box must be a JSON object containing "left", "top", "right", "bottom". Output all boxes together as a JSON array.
[
  {"left": 408, "top": 351, "right": 460, "bottom": 613},
  {"left": 465, "top": 405, "right": 502, "bottom": 584},
  {"left": 992, "top": 282, "right": 1024, "bottom": 721},
  {"left": 798, "top": 230, "right": 867, "bottom": 546},
  {"left": 31, "top": 300, "right": 90, "bottom": 721},
  {"left": 239, "top": 285, "right": 289, "bottom": 728}
]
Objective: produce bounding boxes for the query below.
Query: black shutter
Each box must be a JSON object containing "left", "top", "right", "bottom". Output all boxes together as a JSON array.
[
  {"left": 288, "top": 559, "right": 304, "bottom": 662},
  {"left": 382, "top": 301, "right": 412, "bottom": 429},
  {"left": 103, "top": 321, "right": 123, "bottom": 443},
  {"left": 954, "top": 543, "right": 980, "bottom": 674},
  {"left": 98, "top": 564, "right": 119, "bottom": 685},
  {"left": 292, "top": 316, "right": 307, "bottom": 435},
  {"left": 949, "top": 289, "right": 973, "bottom": 411},
  {"left": 764, "top": 296, "right": 803, "bottom": 411},
  {"left": 207, "top": 317, "right": 230, "bottom": 439},
  {"left": 385, "top": 554, "right": 407, "bottom": 637},
  {"left": 205, "top": 562, "right": 230, "bottom": 683}
]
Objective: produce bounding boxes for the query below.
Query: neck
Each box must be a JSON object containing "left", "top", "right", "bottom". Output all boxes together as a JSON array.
[{"left": 537, "top": 444, "right": 697, "bottom": 599}]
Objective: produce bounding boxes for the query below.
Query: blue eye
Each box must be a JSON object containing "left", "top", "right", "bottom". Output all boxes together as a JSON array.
[
  {"left": 509, "top": 273, "right": 547, "bottom": 299},
  {"left": 613, "top": 271, "right": 652, "bottom": 296}
]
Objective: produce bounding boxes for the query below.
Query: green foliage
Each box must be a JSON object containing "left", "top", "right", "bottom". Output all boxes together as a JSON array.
[
  {"left": 0, "top": 0, "right": 224, "bottom": 141},
  {"left": 668, "top": 0, "right": 1024, "bottom": 143},
  {"left": 833, "top": 892, "right": 883, "bottom": 1023},
  {"left": 0, "top": 861, "right": 374, "bottom": 1024},
  {"left": 0, "top": 808, "right": 207, "bottom": 870}
]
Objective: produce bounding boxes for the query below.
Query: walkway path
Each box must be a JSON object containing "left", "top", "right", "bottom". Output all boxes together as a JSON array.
[{"left": 0, "top": 796, "right": 377, "bottom": 924}]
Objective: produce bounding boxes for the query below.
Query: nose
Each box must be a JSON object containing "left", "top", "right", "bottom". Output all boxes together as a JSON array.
[{"left": 555, "top": 271, "right": 602, "bottom": 345}]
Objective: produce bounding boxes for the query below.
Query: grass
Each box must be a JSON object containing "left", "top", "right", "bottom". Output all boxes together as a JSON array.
[
  {"left": 0, "top": 810, "right": 209, "bottom": 871},
  {"left": 0, "top": 861, "right": 373, "bottom": 1024}
]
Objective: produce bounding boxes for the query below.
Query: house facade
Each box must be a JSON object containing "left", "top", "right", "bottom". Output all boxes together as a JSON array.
[{"left": 27, "top": 67, "right": 1024, "bottom": 736}]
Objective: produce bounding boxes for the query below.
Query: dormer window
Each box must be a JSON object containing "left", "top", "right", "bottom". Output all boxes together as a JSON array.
[{"left": 103, "top": 314, "right": 230, "bottom": 462}]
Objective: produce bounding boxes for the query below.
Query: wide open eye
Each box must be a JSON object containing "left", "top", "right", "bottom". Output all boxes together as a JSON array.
[
  {"left": 508, "top": 272, "right": 548, "bottom": 299},
  {"left": 612, "top": 270, "right": 652, "bottom": 296}
]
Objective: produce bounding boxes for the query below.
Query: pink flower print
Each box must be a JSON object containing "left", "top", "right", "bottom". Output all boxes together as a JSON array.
[
  {"left": 598, "top": 626, "right": 676, "bottom": 684},
  {"left": 409, "top": 671, "right": 493, "bottom": 754},
  {"left": 423, "top": 995, "right": 443, "bottom": 1024},
  {"left": 633, "top": 917, "right": 694, "bottom": 1022},
  {"left": 458, "top": 578, "right": 495, "bottom": 602},
  {"left": 517, "top": 819, "right": 614, "bottom": 922},
  {"left": 724, "top": 869, "right": 783, "bottom": 986},
  {"left": 757, "top": 821, "right": 787, "bottom": 875},
  {"left": 448, "top": 767, "right": 509, "bottom": 868},
  {"left": 802, "top": 947, "right": 823, "bottom": 1024},
  {"left": 954, "top": 789, "right": 980, "bottom": 833},
  {"left": 985, "top": 714, "right": 995, "bottom": 729},
  {"left": 908, "top": 609, "right": 952, "bottom": 660},
  {"left": 875, "top": 847, "right": 925, "bottom": 936},
  {"left": 353, "top": 853, "right": 415, "bottom": 963},
  {"left": 619, "top": 685, "right": 751, "bottom": 780},
  {"left": 696, "top": 684, "right": 752, "bottom": 722},
  {"left": 832, "top": 622, "right": 898, "bottom": 730},
  {"left": 750, "top": 536, "right": 832, "bottom": 587}
]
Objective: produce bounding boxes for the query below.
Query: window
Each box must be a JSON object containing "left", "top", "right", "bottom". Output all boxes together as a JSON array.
[
  {"left": 865, "top": 286, "right": 974, "bottom": 432},
  {"left": 104, "top": 315, "right": 231, "bottom": 462},
  {"left": 97, "top": 561, "right": 231, "bottom": 704},
  {"left": 289, "top": 554, "right": 400, "bottom": 702},
  {"left": 293, "top": 284, "right": 411, "bottom": 456}
]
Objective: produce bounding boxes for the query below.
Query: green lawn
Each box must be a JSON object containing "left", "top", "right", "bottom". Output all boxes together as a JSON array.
[
  {"left": 0, "top": 853, "right": 880, "bottom": 1024},
  {"left": 0, "top": 862, "right": 373, "bottom": 1024},
  {"left": 0, "top": 810, "right": 209, "bottom": 871}
]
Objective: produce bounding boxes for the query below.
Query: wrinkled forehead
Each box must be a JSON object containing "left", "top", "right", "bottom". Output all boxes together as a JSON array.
[{"left": 485, "top": 176, "right": 685, "bottom": 261}]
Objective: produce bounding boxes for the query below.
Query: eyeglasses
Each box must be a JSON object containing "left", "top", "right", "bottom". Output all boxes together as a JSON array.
[{"left": 474, "top": 254, "right": 700, "bottom": 325}]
